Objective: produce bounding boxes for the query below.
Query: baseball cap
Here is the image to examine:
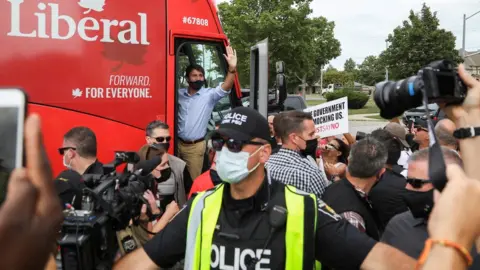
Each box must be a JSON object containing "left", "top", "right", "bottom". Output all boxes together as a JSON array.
[
  {"left": 384, "top": 122, "right": 410, "bottom": 148},
  {"left": 414, "top": 119, "right": 430, "bottom": 131},
  {"left": 211, "top": 107, "right": 270, "bottom": 141},
  {"left": 54, "top": 169, "right": 84, "bottom": 209}
]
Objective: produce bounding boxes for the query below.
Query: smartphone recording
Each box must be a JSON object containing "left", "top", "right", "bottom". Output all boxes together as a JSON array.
[{"left": 0, "top": 88, "right": 26, "bottom": 204}]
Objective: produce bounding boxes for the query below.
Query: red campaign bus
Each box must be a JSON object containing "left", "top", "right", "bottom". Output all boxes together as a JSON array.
[{"left": 0, "top": 0, "right": 283, "bottom": 176}]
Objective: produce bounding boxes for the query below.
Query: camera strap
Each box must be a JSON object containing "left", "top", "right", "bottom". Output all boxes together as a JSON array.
[{"left": 420, "top": 89, "right": 448, "bottom": 192}]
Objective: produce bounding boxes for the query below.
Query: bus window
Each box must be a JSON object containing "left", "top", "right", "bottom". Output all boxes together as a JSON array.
[{"left": 175, "top": 41, "right": 231, "bottom": 133}]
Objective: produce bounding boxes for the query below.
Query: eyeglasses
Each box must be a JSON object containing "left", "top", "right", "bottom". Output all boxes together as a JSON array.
[
  {"left": 152, "top": 136, "right": 171, "bottom": 143},
  {"left": 406, "top": 178, "right": 431, "bottom": 188},
  {"left": 58, "top": 147, "right": 76, "bottom": 155},
  {"left": 212, "top": 137, "right": 265, "bottom": 153}
]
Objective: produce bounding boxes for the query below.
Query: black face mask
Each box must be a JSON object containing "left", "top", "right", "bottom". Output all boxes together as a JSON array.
[
  {"left": 301, "top": 138, "right": 318, "bottom": 158},
  {"left": 188, "top": 80, "right": 204, "bottom": 90},
  {"left": 403, "top": 189, "right": 434, "bottom": 219},
  {"left": 155, "top": 167, "right": 172, "bottom": 183},
  {"left": 156, "top": 142, "right": 170, "bottom": 152},
  {"left": 210, "top": 169, "right": 222, "bottom": 185}
]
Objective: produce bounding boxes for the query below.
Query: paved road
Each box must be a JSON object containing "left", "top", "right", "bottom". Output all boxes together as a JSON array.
[{"left": 349, "top": 120, "right": 387, "bottom": 136}]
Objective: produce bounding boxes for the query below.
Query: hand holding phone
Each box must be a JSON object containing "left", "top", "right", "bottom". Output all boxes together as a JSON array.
[
  {"left": 0, "top": 112, "right": 63, "bottom": 270},
  {"left": 0, "top": 88, "right": 26, "bottom": 204}
]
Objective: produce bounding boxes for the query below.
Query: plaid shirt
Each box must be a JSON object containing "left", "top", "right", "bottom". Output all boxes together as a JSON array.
[
  {"left": 341, "top": 188, "right": 370, "bottom": 232},
  {"left": 266, "top": 148, "right": 328, "bottom": 199}
]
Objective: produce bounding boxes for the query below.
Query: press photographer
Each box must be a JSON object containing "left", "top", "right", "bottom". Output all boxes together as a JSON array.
[{"left": 57, "top": 151, "right": 163, "bottom": 270}]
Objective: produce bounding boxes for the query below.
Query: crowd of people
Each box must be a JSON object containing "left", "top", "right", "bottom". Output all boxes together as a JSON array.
[{"left": 2, "top": 43, "right": 480, "bottom": 270}]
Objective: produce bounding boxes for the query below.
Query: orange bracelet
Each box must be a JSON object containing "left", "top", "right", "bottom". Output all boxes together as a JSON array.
[{"left": 416, "top": 238, "right": 473, "bottom": 269}]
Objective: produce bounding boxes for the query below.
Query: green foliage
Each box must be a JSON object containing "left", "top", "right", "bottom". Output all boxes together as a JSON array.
[
  {"left": 323, "top": 69, "right": 355, "bottom": 86},
  {"left": 357, "top": 55, "right": 386, "bottom": 86},
  {"left": 217, "top": 0, "right": 341, "bottom": 88},
  {"left": 382, "top": 3, "right": 463, "bottom": 80},
  {"left": 343, "top": 58, "right": 356, "bottom": 72},
  {"left": 325, "top": 89, "right": 369, "bottom": 109}
]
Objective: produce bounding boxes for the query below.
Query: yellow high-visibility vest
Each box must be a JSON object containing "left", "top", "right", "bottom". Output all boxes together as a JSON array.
[{"left": 184, "top": 183, "right": 321, "bottom": 270}]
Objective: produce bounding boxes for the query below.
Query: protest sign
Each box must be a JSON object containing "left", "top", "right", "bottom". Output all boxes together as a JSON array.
[{"left": 304, "top": 97, "right": 348, "bottom": 137}]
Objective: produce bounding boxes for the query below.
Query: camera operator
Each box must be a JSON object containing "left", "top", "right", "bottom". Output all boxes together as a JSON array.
[{"left": 59, "top": 127, "right": 103, "bottom": 175}]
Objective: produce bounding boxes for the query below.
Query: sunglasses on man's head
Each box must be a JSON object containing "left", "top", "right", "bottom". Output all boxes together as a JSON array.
[
  {"left": 152, "top": 136, "right": 171, "bottom": 143},
  {"left": 58, "top": 147, "right": 76, "bottom": 155},
  {"left": 212, "top": 137, "right": 264, "bottom": 153},
  {"left": 406, "top": 178, "right": 431, "bottom": 188}
]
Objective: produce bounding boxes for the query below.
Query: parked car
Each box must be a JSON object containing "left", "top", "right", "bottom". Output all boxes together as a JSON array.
[{"left": 402, "top": 103, "right": 439, "bottom": 125}]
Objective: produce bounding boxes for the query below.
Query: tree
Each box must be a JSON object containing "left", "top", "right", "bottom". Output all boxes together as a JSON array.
[
  {"left": 382, "top": 3, "right": 462, "bottom": 80},
  {"left": 323, "top": 69, "right": 355, "bottom": 87},
  {"left": 217, "top": 0, "right": 341, "bottom": 92},
  {"left": 357, "top": 55, "right": 386, "bottom": 86},
  {"left": 343, "top": 58, "right": 356, "bottom": 72}
]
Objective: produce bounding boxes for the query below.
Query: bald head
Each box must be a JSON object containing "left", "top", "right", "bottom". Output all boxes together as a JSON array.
[
  {"left": 268, "top": 115, "right": 275, "bottom": 136},
  {"left": 435, "top": 119, "right": 456, "bottom": 134},
  {"left": 435, "top": 119, "right": 458, "bottom": 150}
]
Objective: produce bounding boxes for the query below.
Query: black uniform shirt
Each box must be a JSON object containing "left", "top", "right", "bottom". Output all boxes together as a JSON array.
[
  {"left": 143, "top": 176, "right": 376, "bottom": 269},
  {"left": 382, "top": 211, "right": 480, "bottom": 269},
  {"left": 84, "top": 159, "right": 104, "bottom": 174}
]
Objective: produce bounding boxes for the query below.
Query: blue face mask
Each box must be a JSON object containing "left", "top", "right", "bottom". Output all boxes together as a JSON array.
[{"left": 216, "top": 146, "right": 263, "bottom": 184}]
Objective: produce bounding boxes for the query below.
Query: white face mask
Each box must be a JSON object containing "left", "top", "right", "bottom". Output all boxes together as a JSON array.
[{"left": 216, "top": 146, "right": 263, "bottom": 184}]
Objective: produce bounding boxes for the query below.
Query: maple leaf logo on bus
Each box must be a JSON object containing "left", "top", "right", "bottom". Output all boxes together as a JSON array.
[
  {"left": 78, "top": 0, "right": 106, "bottom": 14},
  {"left": 72, "top": 88, "right": 83, "bottom": 98},
  {"left": 102, "top": 26, "right": 147, "bottom": 72}
]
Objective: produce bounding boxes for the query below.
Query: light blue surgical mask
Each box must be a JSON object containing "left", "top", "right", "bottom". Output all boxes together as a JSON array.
[
  {"left": 63, "top": 154, "right": 72, "bottom": 169},
  {"left": 216, "top": 146, "right": 264, "bottom": 184}
]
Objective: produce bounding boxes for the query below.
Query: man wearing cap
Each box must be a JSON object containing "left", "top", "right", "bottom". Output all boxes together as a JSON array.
[
  {"left": 412, "top": 119, "right": 430, "bottom": 151},
  {"left": 384, "top": 122, "right": 412, "bottom": 175},
  {"left": 54, "top": 169, "right": 85, "bottom": 209},
  {"left": 114, "top": 107, "right": 416, "bottom": 270}
]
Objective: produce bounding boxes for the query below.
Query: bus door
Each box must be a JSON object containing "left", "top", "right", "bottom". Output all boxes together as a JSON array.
[{"left": 173, "top": 38, "right": 242, "bottom": 156}]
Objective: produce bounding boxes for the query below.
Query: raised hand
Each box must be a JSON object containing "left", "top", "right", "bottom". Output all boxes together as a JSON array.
[
  {"left": 0, "top": 114, "right": 63, "bottom": 270},
  {"left": 223, "top": 46, "right": 237, "bottom": 71}
]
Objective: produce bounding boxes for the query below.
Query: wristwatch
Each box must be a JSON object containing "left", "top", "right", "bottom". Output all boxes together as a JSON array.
[
  {"left": 149, "top": 213, "right": 162, "bottom": 222},
  {"left": 453, "top": 127, "right": 480, "bottom": 139}
]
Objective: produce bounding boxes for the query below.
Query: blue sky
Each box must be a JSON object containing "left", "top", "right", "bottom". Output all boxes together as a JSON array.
[{"left": 216, "top": 0, "right": 480, "bottom": 69}]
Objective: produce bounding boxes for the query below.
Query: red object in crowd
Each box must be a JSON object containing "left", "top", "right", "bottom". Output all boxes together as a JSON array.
[{"left": 188, "top": 170, "right": 214, "bottom": 199}]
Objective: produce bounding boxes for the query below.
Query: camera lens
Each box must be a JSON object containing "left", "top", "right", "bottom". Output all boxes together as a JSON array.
[{"left": 374, "top": 76, "right": 423, "bottom": 119}]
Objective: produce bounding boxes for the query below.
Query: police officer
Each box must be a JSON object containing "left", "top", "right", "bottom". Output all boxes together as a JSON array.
[{"left": 114, "top": 107, "right": 415, "bottom": 270}]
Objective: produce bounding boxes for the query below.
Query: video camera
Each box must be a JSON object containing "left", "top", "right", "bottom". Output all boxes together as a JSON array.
[
  {"left": 58, "top": 151, "right": 162, "bottom": 270},
  {"left": 374, "top": 60, "right": 467, "bottom": 119}
]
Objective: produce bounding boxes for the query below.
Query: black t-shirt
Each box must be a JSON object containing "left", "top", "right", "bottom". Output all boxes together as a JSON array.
[
  {"left": 369, "top": 169, "right": 409, "bottom": 231},
  {"left": 84, "top": 160, "right": 104, "bottom": 174},
  {"left": 143, "top": 177, "right": 376, "bottom": 269}
]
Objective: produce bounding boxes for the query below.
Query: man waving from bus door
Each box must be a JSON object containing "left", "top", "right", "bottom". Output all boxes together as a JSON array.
[
  {"left": 113, "top": 107, "right": 415, "bottom": 270},
  {"left": 177, "top": 46, "right": 237, "bottom": 180}
]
